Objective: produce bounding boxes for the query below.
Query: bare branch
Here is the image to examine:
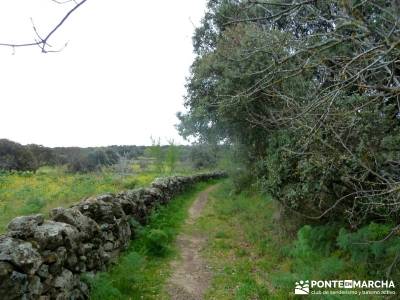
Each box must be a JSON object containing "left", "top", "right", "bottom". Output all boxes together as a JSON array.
[{"left": 0, "top": 0, "right": 87, "bottom": 53}]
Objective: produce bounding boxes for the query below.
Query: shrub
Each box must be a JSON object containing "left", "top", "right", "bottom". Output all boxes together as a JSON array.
[
  {"left": 123, "top": 179, "right": 138, "bottom": 190},
  {"left": 337, "top": 222, "right": 400, "bottom": 278},
  {"left": 128, "top": 218, "right": 143, "bottom": 238},
  {"left": 113, "top": 252, "right": 144, "bottom": 293},
  {"left": 20, "top": 196, "right": 45, "bottom": 214},
  {"left": 0, "top": 139, "right": 37, "bottom": 172},
  {"left": 83, "top": 273, "right": 122, "bottom": 300},
  {"left": 290, "top": 225, "right": 346, "bottom": 279},
  {"left": 231, "top": 167, "right": 255, "bottom": 193},
  {"left": 143, "top": 229, "right": 170, "bottom": 256}
]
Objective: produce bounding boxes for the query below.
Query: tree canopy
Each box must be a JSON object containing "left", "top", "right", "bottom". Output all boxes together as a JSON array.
[{"left": 179, "top": 0, "right": 400, "bottom": 234}]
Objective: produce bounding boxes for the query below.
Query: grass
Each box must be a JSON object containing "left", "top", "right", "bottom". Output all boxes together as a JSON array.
[
  {"left": 195, "top": 181, "right": 276, "bottom": 299},
  {"left": 193, "top": 180, "right": 383, "bottom": 300},
  {"left": 87, "top": 180, "right": 219, "bottom": 300},
  {"left": 0, "top": 166, "right": 162, "bottom": 233}
]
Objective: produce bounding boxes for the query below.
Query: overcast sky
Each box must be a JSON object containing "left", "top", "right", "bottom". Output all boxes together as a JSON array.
[{"left": 0, "top": 0, "right": 206, "bottom": 147}]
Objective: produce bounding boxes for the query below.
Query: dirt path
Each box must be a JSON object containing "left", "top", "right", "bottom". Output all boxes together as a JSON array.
[{"left": 166, "top": 185, "right": 217, "bottom": 300}]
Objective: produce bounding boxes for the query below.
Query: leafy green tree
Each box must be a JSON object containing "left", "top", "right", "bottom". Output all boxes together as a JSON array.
[
  {"left": 189, "top": 143, "right": 218, "bottom": 170},
  {"left": 0, "top": 139, "right": 37, "bottom": 171},
  {"left": 180, "top": 0, "right": 400, "bottom": 224},
  {"left": 179, "top": 0, "right": 400, "bottom": 278},
  {"left": 165, "top": 140, "right": 180, "bottom": 174},
  {"left": 145, "top": 137, "right": 165, "bottom": 173}
]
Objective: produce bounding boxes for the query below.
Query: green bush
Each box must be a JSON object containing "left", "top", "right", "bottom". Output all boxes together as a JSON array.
[
  {"left": 123, "top": 179, "right": 138, "bottom": 190},
  {"left": 144, "top": 229, "right": 170, "bottom": 256},
  {"left": 231, "top": 168, "right": 255, "bottom": 193},
  {"left": 128, "top": 218, "right": 143, "bottom": 236},
  {"left": 288, "top": 225, "right": 348, "bottom": 280},
  {"left": 87, "top": 246, "right": 146, "bottom": 300},
  {"left": 20, "top": 196, "right": 45, "bottom": 214},
  {"left": 337, "top": 223, "right": 400, "bottom": 277},
  {"left": 113, "top": 252, "right": 144, "bottom": 293},
  {"left": 83, "top": 273, "right": 122, "bottom": 300}
]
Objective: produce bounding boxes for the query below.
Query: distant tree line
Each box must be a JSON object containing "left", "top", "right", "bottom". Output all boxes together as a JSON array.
[
  {"left": 0, "top": 139, "right": 222, "bottom": 173},
  {"left": 0, "top": 139, "right": 146, "bottom": 172}
]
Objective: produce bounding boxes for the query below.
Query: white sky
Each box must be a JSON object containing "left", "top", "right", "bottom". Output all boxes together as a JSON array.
[{"left": 0, "top": 0, "right": 206, "bottom": 147}]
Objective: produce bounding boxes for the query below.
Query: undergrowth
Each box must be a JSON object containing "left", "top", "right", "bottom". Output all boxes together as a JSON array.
[
  {"left": 0, "top": 168, "right": 162, "bottom": 232},
  {"left": 197, "top": 180, "right": 392, "bottom": 299}
]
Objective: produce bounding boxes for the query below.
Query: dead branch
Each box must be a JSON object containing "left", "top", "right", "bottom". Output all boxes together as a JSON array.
[{"left": 0, "top": 0, "right": 87, "bottom": 53}]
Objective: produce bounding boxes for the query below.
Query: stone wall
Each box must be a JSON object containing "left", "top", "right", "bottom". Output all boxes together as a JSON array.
[{"left": 0, "top": 172, "right": 225, "bottom": 300}]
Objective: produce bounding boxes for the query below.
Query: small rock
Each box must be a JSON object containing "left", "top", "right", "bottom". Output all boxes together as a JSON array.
[
  {"left": 48, "top": 262, "right": 62, "bottom": 276},
  {"left": 103, "top": 242, "right": 114, "bottom": 251},
  {"left": 0, "top": 271, "right": 28, "bottom": 300},
  {"left": 0, "top": 261, "right": 13, "bottom": 277},
  {"left": 0, "top": 236, "right": 42, "bottom": 275},
  {"left": 42, "top": 251, "right": 58, "bottom": 264},
  {"left": 37, "top": 264, "right": 50, "bottom": 279},
  {"left": 50, "top": 207, "right": 100, "bottom": 240},
  {"left": 28, "top": 275, "right": 43, "bottom": 297},
  {"left": 7, "top": 214, "right": 44, "bottom": 239},
  {"left": 33, "top": 221, "right": 79, "bottom": 251},
  {"left": 53, "top": 269, "right": 74, "bottom": 290}
]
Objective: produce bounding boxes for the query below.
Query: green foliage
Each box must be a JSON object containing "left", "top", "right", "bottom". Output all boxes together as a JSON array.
[
  {"left": 235, "top": 277, "right": 270, "bottom": 300},
  {"left": 292, "top": 225, "right": 339, "bottom": 258},
  {"left": 198, "top": 181, "right": 390, "bottom": 298},
  {"left": 20, "top": 196, "right": 46, "bottom": 215},
  {"left": 0, "top": 139, "right": 149, "bottom": 173},
  {"left": 85, "top": 252, "right": 145, "bottom": 300},
  {"left": 145, "top": 137, "right": 165, "bottom": 173},
  {"left": 290, "top": 225, "right": 347, "bottom": 279},
  {"left": 230, "top": 166, "right": 255, "bottom": 194},
  {"left": 189, "top": 143, "right": 219, "bottom": 170},
  {"left": 143, "top": 229, "right": 170, "bottom": 256},
  {"left": 288, "top": 222, "right": 400, "bottom": 281},
  {"left": 83, "top": 273, "right": 123, "bottom": 300},
  {"left": 115, "top": 252, "right": 145, "bottom": 293},
  {"left": 0, "top": 168, "right": 160, "bottom": 233},
  {"left": 179, "top": 0, "right": 400, "bottom": 279},
  {"left": 0, "top": 139, "right": 37, "bottom": 171},
  {"left": 0, "top": 138, "right": 220, "bottom": 178},
  {"left": 337, "top": 223, "right": 400, "bottom": 277},
  {"left": 123, "top": 178, "right": 138, "bottom": 190},
  {"left": 196, "top": 181, "right": 278, "bottom": 299},
  {"left": 165, "top": 139, "right": 180, "bottom": 174}
]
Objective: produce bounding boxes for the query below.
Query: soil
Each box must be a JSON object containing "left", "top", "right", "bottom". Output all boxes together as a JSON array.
[{"left": 166, "top": 185, "right": 217, "bottom": 300}]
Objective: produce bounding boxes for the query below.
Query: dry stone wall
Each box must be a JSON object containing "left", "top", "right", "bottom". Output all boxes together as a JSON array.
[{"left": 0, "top": 172, "right": 225, "bottom": 300}]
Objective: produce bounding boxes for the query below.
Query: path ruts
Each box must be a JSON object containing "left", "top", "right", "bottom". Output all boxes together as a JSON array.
[{"left": 166, "top": 185, "right": 217, "bottom": 300}]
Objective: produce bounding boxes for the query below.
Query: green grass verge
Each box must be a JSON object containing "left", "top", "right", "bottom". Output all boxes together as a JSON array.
[
  {"left": 86, "top": 180, "right": 219, "bottom": 300},
  {"left": 195, "top": 180, "right": 276, "bottom": 299},
  {"left": 194, "top": 180, "right": 383, "bottom": 300},
  {"left": 0, "top": 168, "right": 166, "bottom": 233}
]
